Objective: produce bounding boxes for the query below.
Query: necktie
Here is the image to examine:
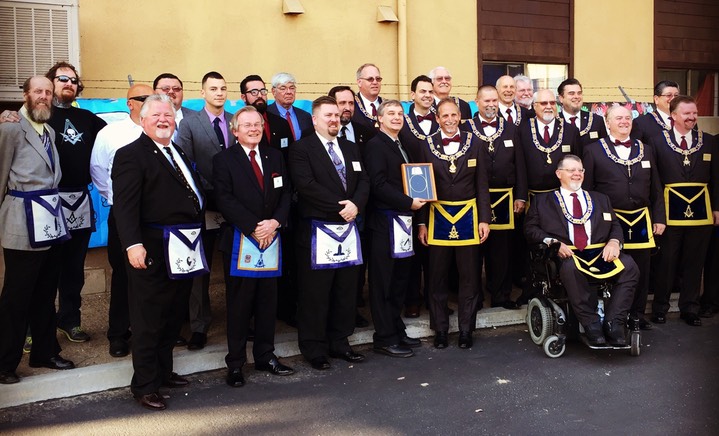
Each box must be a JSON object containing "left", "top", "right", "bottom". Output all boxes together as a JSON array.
[
  {"left": 442, "top": 135, "right": 460, "bottom": 146},
  {"left": 370, "top": 103, "right": 377, "bottom": 118},
  {"left": 614, "top": 139, "right": 632, "bottom": 148},
  {"left": 505, "top": 108, "right": 513, "bottom": 124},
  {"left": 680, "top": 135, "right": 688, "bottom": 150},
  {"left": 543, "top": 125, "right": 551, "bottom": 144},
  {"left": 213, "top": 117, "right": 225, "bottom": 147},
  {"left": 285, "top": 110, "right": 297, "bottom": 140},
  {"left": 569, "top": 116, "right": 578, "bottom": 128},
  {"left": 41, "top": 129, "right": 55, "bottom": 171},
  {"left": 262, "top": 112, "right": 271, "bottom": 140},
  {"left": 163, "top": 146, "right": 201, "bottom": 212},
  {"left": 340, "top": 126, "right": 348, "bottom": 138},
  {"left": 417, "top": 113, "right": 435, "bottom": 123},
  {"left": 396, "top": 140, "right": 409, "bottom": 163},
  {"left": 249, "top": 149, "right": 264, "bottom": 191},
  {"left": 570, "top": 193, "right": 588, "bottom": 251},
  {"left": 481, "top": 120, "right": 498, "bottom": 129},
  {"left": 327, "top": 141, "right": 347, "bottom": 189}
]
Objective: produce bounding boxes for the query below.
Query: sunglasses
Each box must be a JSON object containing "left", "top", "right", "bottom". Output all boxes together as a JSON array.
[
  {"left": 55, "top": 75, "right": 79, "bottom": 85},
  {"left": 129, "top": 95, "right": 150, "bottom": 102}
]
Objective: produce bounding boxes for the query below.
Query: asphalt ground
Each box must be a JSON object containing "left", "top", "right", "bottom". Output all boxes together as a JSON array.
[{"left": 1, "top": 314, "right": 717, "bottom": 436}]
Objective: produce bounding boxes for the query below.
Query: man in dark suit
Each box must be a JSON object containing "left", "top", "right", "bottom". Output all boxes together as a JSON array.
[
  {"left": 649, "top": 95, "right": 719, "bottom": 327},
  {"left": 212, "top": 106, "right": 294, "bottom": 387},
  {"left": 153, "top": 73, "right": 194, "bottom": 142},
  {"left": 583, "top": 105, "right": 665, "bottom": 330},
  {"left": 289, "top": 96, "right": 370, "bottom": 370},
  {"left": 352, "top": 63, "right": 383, "bottom": 134},
  {"left": 364, "top": 100, "right": 425, "bottom": 358},
  {"left": 417, "top": 98, "right": 491, "bottom": 349},
  {"left": 0, "top": 76, "right": 75, "bottom": 384},
  {"left": 497, "top": 75, "right": 530, "bottom": 127},
  {"left": 525, "top": 154, "right": 639, "bottom": 346},
  {"left": 240, "top": 75, "right": 294, "bottom": 159},
  {"left": 461, "top": 85, "right": 527, "bottom": 310},
  {"left": 112, "top": 94, "right": 205, "bottom": 410},
  {"left": 558, "top": 78, "right": 607, "bottom": 149},
  {"left": 630, "top": 80, "right": 680, "bottom": 143},
  {"left": 176, "top": 71, "right": 233, "bottom": 350},
  {"left": 268, "top": 72, "right": 313, "bottom": 139},
  {"left": 428, "top": 66, "right": 472, "bottom": 120}
]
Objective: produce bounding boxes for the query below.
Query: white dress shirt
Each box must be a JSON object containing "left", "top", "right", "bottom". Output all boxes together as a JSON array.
[{"left": 90, "top": 117, "right": 143, "bottom": 205}]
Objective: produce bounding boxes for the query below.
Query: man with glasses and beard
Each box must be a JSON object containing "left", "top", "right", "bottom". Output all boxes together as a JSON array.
[{"left": 0, "top": 76, "right": 76, "bottom": 384}]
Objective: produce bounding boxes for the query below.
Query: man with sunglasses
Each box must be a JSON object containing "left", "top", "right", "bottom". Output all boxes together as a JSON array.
[{"left": 352, "top": 63, "right": 383, "bottom": 135}]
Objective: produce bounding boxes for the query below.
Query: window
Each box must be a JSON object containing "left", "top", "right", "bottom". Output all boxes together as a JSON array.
[
  {"left": 0, "top": 0, "right": 79, "bottom": 102},
  {"left": 658, "top": 69, "right": 718, "bottom": 116},
  {"left": 482, "top": 62, "right": 568, "bottom": 93}
]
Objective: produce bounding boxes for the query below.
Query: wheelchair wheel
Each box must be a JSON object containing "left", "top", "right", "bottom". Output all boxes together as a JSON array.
[
  {"left": 527, "top": 298, "right": 553, "bottom": 345},
  {"left": 630, "top": 331, "right": 640, "bottom": 357},
  {"left": 543, "top": 335, "right": 565, "bottom": 358}
]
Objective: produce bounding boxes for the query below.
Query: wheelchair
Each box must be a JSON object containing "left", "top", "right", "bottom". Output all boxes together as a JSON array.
[{"left": 524, "top": 242, "right": 641, "bottom": 358}]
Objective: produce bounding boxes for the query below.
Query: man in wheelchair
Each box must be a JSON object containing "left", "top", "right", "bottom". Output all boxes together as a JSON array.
[{"left": 524, "top": 155, "right": 639, "bottom": 346}]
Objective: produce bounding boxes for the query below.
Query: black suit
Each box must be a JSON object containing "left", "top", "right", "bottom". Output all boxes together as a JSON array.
[
  {"left": 630, "top": 111, "right": 671, "bottom": 144},
  {"left": 525, "top": 190, "right": 638, "bottom": 327},
  {"left": 260, "top": 110, "right": 295, "bottom": 160},
  {"left": 212, "top": 143, "right": 291, "bottom": 370},
  {"left": 565, "top": 111, "right": 608, "bottom": 149},
  {"left": 112, "top": 133, "right": 205, "bottom": 397},
  {"left": 431, "top": 96, "right": 472, "bottom": 120},
  {"left": 352, "top": 95, "right": 382, "bottom": 136},
  {"left": 498, "top": 103, "right": 531, "bottom": 127},
  {"left": 289, "top": 133, "right": 370, "bottom": 361}
]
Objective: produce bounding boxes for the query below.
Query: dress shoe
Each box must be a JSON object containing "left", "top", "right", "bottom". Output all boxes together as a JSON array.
[
  {"left": 502, "top": 301, "right": 519, "bottom": 310},
  {"left": 226, "top": 367, "right": 245, "bottom": 387},
  {"left": 680, "top": 312, "right": 702, "bottom": 327},
  {"left": 58, "top": 326, "right": 90, "bottom": 343},
  {"left": 434, "top": 331, "right": 448, "bottom": 349},
  {"left": 174, "top": 336, "right": 187, "bottom": 347},
  {"left": 162, "top": 372, "right": 189, "bottom": 388},
  {"left": 255, "top": 357, "right": 295, "bottom": 376},
  {"left": 29, "top": 355, "right": 75, "bottom": 370},
  {"left": 603, "top": 320, "right": 627, "bottom": 346},
  {"left": 399, "top": 335, "right": 421, "bottom": 348},
  {"left": 355, "top": 313, "right": 370, "bottom": 328},
  {"left": 309, "top": 357, "right": 331, "bottom": 370},
  {"left": 651, "top": 312, "right": 666, "bottom": 324},
  {"left": 135, "top": 392, "right": 166, "bottom": 410},
  {"left": 187, "top": 332, "right": 207, "bottom": 350},
  {"left": 584, "top": 321, "right": 607, "bottom": 346},
  {"left": 329, "top": 349, "right": 365, "bottom": 363},
  {"left": 628, "top": 317, "right": 653, "bottom": 331},
  {"left": 373, "top": 344, "right": 414, "bottom": 358},
  {"left": 0, "top": 371, "right": 20, "bottom": 384},
  {"left": 699, "top": 306, "right": 718, "bottom": 318},
  {"left": 458, "top": 331, "right": 473, "bottom": 349},
  {"left": 403, "top": 305, "right": 420, "bottom": 318},
  {"left": 109, "top": 339, "right": 129, "bottom": 358}
]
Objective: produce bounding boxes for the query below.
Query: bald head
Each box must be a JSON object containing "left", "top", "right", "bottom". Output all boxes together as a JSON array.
[{"left": 127, "top": 84, "right": 153, "bottom": 123}]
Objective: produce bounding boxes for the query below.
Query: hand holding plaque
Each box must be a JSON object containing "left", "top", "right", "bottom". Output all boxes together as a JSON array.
[{"left": 401, "top": 163, "right": 437, "bottom": 201}]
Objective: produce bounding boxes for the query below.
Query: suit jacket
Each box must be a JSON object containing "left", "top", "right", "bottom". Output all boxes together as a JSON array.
[
  {"left": 399, "top": 104, "right": 440, "bottom": 161},
  {"left": 525, "top": 189, "right": 623, "bottom": 247},
  {"left": 0, "top": 114, "right": 61, "bottom": 251},
  {"left": 516, "top": 117, "right": 582, "bottom": 191},
  {"left": 267, "top": 102, "right": 314, "bottom": 139},
  {"left": 111, "top": 133, "right": 205, "bottom": 250},
  {"left": 345, "top": 121, "right": 374, "bottom": 150},
  {"left": 498, "top": 103, "right": 531, "bottom": 127},
  {"left": 259, "top": 110, "right": 295, "bottom": 158},
  {"left": 352, "top": 95, "right": 382, "bottom": 135},
  {"left": 431, "top": 96, "right": 472, "bottom": 120},
  {"left": 630, "top": 112, "right": 671, "bottom": 144},
  {"left": 573, "top": 111, "right": 608, "bottom": 149},
  {"left": 212, "top": 144, "right": 291, "bottom": 253},
  {"left": 583, "top": 138, "right": 665, "bottom": 224}
]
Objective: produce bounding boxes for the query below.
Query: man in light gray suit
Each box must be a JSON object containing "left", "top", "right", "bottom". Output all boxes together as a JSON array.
[
  {"left": 267, "top": 72, "right": 313, "bottom": 140},
  {"left": 0, "top": 76, "right": 75, "bottom": 384},
  {"left": 176, "top": 71, "right": 233, "bottom": 350}
]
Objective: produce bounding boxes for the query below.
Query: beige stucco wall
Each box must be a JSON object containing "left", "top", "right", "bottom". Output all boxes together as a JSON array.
[{"left": 573, "top": 0, "right": 655, "bottom": 103}]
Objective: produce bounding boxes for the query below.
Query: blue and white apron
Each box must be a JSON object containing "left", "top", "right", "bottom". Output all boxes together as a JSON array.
[
  {"left": 160, "top": 223, "right": 209, "bottom": 279},
  {"left": 10, "top": 188, "right": 70, "bottom": 248},
  {"left": 59, "top": 187, "right": 95, "bottom": 231},
  {"left": 230, "top": 228, "right": 282, "bottom": 278},
  {"left": 311, "top": 220, "right": 363, "bottom": 269}
]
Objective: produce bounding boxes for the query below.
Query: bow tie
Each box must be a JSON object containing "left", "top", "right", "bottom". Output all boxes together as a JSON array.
[
  {"left": 417, "top": 113, "right": 435, "bottom": 123},
  {"left": 442, "top": 135, "right": 460, "bottom": 145},
  {"left": 481, "top": 120, "right": 498, "bottom": 128},
  {"left": 614, "top": 139, "right": 632, "bottom": 148}
]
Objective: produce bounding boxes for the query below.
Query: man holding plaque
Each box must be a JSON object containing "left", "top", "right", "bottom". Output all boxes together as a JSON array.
[
  {"left": 213, "top": 106, "right": 294, "bottom": 387},
  {"left": 525, "top": 154, "right": 639, "bottom": 346},
  {"left": 363, "top": 100, "right": 425, "bottom": 358},
  {"left": 583, "top": 105, "right": 665, "bottom": 330},
  {"left": 461, "top": 85, "right": 527, "bottom": 309},
  {"left": 290, "top": 96, "right": 370, "bottom": 370},
  {"left": 649, "top": 96, "right": 719, "bottom": 327},
  {"left": 417, "top": 98, "right": 491, "bottom": 350}
]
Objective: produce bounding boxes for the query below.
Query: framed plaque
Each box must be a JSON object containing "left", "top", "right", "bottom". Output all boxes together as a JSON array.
[{"left": 401, "top": 163, "right": 437, "bottom": 201}]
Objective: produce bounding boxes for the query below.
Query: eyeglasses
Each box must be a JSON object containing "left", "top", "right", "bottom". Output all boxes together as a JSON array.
[
  {"left": 536, "top": 101, "right": 557, "bottom": 106},
  {"left": 237, "top": 122, "right": 263, "bottom": 130},
  {"left": 558, "top": 168, "right": 585, "bottom": 174},
  {"left": 129, "top": 95, "right": 149, "bottom": 102},
  {"left": 55, "top": 75, "right": 79, "bottom": 85},
  {"left": 245, "top": 88, "right": 268, "bottom": 97},
  {"left": 156, "top": 86, "right": 183, "bottom": 93},
  {"left": 360, "top": 76, "right": 383, "bottom": 83},
  {"left": 275, "top": 85, "right": 296, "bottom": 92},
  {"left": 434, "top": 76, "right": 452, "bottom": 82},
  {"left": 660, "top": 93, "right": 679, "bottom": 98}
]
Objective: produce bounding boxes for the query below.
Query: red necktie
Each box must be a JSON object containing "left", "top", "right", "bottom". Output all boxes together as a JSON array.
[
  {"left": 417, "top": 113, "right": 435, "bottom": 122},
  {"left": 442, "top": 135, "right": 460, "bottom": 145},
  {"left": 371, "top": 103, "right": 377, "bottom": 117},
  {"left": 543, "top": 125, "right": 550, "bottom": 144},
  {"left": 249, "top": 149, "right": 264, "bottom": 191},
  {"left": 262, "top": 113, "right": 271, "bottom": 141},
  {"left": 481, "top": 120, "right": 498, "bottom": 128},
  {"left": 680, "top": 135, "right": 688, "bottom": 150},
  {"left": 614, "top": 139, "right": 632, "bottom": 148},
  {"left": 569, "top": 116, "right": 577, "bottom": 128},
  {"left": 571, "top": 193, "right": 588, "bottom": 251},
  {"left": 505, "top": 108, "right": 513, "bottom": 124},
  {"left": 285, "top": 111, "right": 297, "bottom": 140}
]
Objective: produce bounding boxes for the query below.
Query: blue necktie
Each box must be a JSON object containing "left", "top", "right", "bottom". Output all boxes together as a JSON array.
[
  {"left": 41, "top": 129, "right": 54, "bottom": 171},
  {"left": 213, "top": 117, "right": 225, "bottom": 147},
  {"left": 327, "top": 141, "right": 346, "bottom": 189}
]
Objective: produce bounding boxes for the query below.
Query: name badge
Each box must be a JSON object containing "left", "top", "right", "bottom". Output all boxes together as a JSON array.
[
  {"left": 704, "top": 153, "right": 712, "bottom": 161},
  {"left": 504, "top": 139, "right": 514, "bottom": 148},
  {"left": 273, "top": 176, "right": 283, "bottom": 188},
  {"left": 281, "top": 138, "right": 289, "bottom": 148},
  {"left": 603, "top": 212, "right": 612, "bottom": 221},
  {"left": 468, "top": 159, "right": 477, "bottom": 167},
  {"left": 562, "top": 145, "right": 571, "bottom": 153},
  {"left": 590, "top": 131, "right": 598, "bottom": 139},
  {"left": 352, "top": 161, "right": 362, "bottom": 171}
]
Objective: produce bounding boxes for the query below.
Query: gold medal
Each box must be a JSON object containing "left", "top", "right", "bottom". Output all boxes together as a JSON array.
[
  {"left": 546, "top": 154, "right": 552, "bottom": 164},
  {"left": 449, "top": 159, "right": 457, "bottom": 173},
  {"left": 488, "top": 142, "right": 495, "bottom": 153},
  {"left": 683, "top": 155, "right": 690, "bottom": 166}
]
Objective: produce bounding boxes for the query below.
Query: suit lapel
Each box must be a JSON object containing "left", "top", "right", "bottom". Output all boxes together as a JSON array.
[
  {"left": 313, "top": 136, "right": 346, "bottom": 192},
  {"left": 232, "top": 145, "right": 265, "bottom": 195},
  {"left": 549, "top": 194, "right": 572, "bottom": 241},
  {"left": 21, "top": 118, "right": 53, "bottom": 172},
  {"left": 199, "top": 110, "right": 224, "bottom": 150}
]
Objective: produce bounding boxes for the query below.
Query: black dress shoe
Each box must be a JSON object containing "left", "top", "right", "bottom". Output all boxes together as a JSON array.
[
  {"left": 434, "top": 331, "right": 448, "bottom": 349},
  {"left": 651, "top": 312, "right": 666, "bottom": 324},
  {"left": 329, "top": 350, "right": 365, "bottom": 363},
  {"left": 135, "top": 392, "right": 166, "bottom": 410},
  {"left": 174, "top": 336, "right": 187, "bottom": 347},
  {"left": 458, "top": 331, "right": 473, "bottom": 349},
  {"left": 373, "top": 344, "right": 414, "bottom": 358},
  {"left": 162, "top": 372, "right": 189, "bottom": 388},
  {"left": 0, "top": 371, "right": 20, "bottom": 384},
  {"left": 502, "top": 301, "right": 519, "bottom": 310},
  {"left": 680, "top": 312, "right": 702, "bottom": 326},
  {"left": 309, "top": 357, "right": 331, "bottom": 370},
  {"left": 29, "top": 355, "right": 75, "bottom": 370},
  {"left": 255, "top": 357, "right": 295, "bottom": 376},
  {"left": 399, "top": 335, "right": 421, "bottom": 348},
  {"left": 109, "top": 339, "right": 129, "bottom": 357},
  {"left": 628, "top": 317, "right": 653, "bottom": 331},
  {"left": 187, "top": 332, "right": 207, "bottom": 350},
  {"left": 226, "top": 367, "right": 245, "bottom": 387},
  {"left": 699, "top": 306, "right": 718, "bottom": 318},
  {"left": 403, "top": 305, "right": 420, "bottom": 318},
  {"left": 355, "top": 313, "right": 370, "bottom": 328},
  {"left": 584, "top": 321, "right": 607, "bottom": 346},
  {"left": 603, "top": 320, "right": 627, "bottom": 346}
]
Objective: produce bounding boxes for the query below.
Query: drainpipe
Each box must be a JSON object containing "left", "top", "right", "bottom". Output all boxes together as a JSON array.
[{"left": 397, "top": 0, "right": 407, "bottom": 100}]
